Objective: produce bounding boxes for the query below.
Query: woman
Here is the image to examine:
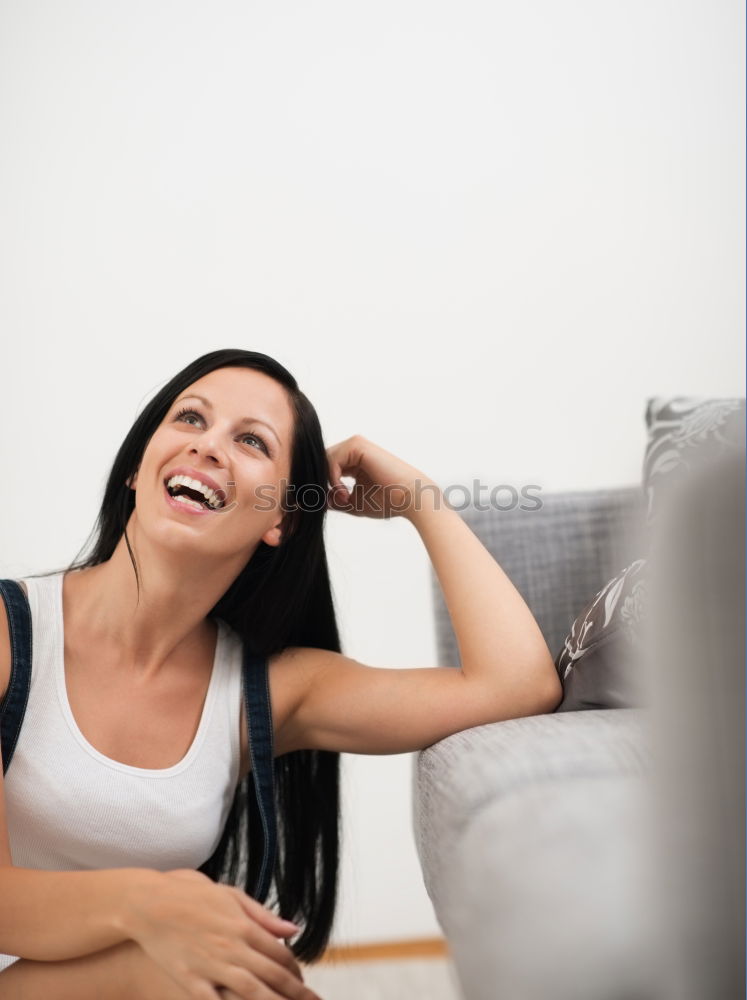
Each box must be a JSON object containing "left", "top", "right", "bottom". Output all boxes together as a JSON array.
[{"left": 0, "top": 348, "right": 561, "bottom": 999}]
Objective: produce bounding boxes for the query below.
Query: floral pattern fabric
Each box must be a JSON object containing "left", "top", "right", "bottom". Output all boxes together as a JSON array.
[
  {"left": 554, "top": 395, "right": 744, "bottom": 712},
  {"left": 643, "top": 396, "right": 745, "bottom": 526},
  {"left": 554, "top": 559, "right": 647, "bottom": 711}
]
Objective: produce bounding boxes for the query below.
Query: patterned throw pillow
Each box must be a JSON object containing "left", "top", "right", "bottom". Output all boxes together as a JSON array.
[
  {"left": 554, "top": 396, "right": 744, "bottom": 713},
  {"left": 554, "top": 559, "right": 647, "bottom": 712},
  {"left": 643, "top": 396, "right": 745, "bottom": 526}
]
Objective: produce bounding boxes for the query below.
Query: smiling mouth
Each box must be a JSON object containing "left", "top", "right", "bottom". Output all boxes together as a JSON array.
[{"left": 163, "top": 478, "right": 226, "bottom": 511}]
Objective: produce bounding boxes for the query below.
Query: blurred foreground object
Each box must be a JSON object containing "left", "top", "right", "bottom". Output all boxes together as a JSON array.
[{"left": 647, "top": 447, "right": 745, "bottom": 999}]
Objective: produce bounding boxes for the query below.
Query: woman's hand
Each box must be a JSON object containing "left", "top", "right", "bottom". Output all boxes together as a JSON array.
[
  {"left": 326, "top": 434, "right": 440, "bottom": 520},
  {"left": 124, "top": 868, "right": 321, "bottom": 1000}
]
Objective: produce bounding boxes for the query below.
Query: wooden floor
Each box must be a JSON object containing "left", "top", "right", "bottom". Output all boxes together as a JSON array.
[
  {"left": 301, "top": 956, "right": 464, "bottom": 1000},
  {"left": 300, "top": 951, "right": 465, "bottom": 1000}
]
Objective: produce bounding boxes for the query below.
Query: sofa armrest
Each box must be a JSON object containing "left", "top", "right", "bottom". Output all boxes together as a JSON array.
[{"left": 412, "top": 709, "right": 656, "bottom": 1000}]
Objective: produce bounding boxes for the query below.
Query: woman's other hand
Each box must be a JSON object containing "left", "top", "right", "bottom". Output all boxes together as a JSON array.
[
  {"left": 326, "top": 434, "right": 440, "bottom": 520},
  {"left": 122, "top": 868, "right": 321, "bottom": 1000}
]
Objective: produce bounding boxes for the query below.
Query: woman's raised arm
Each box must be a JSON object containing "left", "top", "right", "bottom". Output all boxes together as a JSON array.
[
  {"left": 275, "top": 436, "right": 562, "bottom": 759},
  {"left": 326, "top": 433, "right": 560, "bottom": 709}
]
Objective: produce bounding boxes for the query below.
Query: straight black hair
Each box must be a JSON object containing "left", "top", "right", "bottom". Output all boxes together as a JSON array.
[{"left": 26, "top": 348, "right": 342, "bottom": 963}]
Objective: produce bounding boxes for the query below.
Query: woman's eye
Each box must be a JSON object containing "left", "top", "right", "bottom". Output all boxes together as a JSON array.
[
  {"left": 174, "top": 408, "right": 268, "bottom": 455},
  {"left": 175, "top": 407, "right": 201, "bottom": 427},
  {"left": 242, "top": 433, "right": 268, "bottom": 453}
]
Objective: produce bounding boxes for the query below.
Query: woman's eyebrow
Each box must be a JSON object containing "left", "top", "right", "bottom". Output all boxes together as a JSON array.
[{"left": 175, "top": 394, "right": 282, "bottom": 446}]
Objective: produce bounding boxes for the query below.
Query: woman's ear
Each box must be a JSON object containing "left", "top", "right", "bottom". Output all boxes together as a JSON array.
[
  {"left": 126, "top": 468, "right": 139, "bottom": 490},
  {"left": 261, "top": 508, "right": 299, "bottom": 548},
  {"left": 261, "top": 522, "right": 283, "bottom": 548}
]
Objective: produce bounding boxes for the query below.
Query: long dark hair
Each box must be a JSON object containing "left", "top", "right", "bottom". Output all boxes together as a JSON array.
[{"left": 27, "top": 348, "right": 342, "bottom": 963}]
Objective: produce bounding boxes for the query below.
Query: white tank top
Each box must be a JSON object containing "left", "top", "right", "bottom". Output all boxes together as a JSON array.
[{"left": 0, "top": 570, "right": 244, "bottom": 970}]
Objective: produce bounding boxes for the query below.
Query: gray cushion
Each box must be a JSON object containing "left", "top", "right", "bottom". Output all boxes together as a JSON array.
[{"left": 430, "top": 486, "right": 646, "bottom": 667}]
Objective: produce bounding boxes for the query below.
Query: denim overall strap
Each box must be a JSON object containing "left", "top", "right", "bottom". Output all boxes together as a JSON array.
[
  {"left": 0, "top": 580, "right": 32, "bottom": 776},
  {"left": 242, "top": 643, "right": 278, "bottom": 904}
]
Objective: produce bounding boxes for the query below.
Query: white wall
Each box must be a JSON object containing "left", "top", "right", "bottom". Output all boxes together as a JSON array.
[{"left": 0, "top": 0, "right": 743, "bottom": 945}]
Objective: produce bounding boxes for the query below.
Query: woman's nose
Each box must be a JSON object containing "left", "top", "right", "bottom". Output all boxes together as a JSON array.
[{"left": 189, "top": 429, "right": 228, "bottom": 466}]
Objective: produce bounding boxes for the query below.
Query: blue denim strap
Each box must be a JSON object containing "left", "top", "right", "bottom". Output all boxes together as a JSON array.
[
  {"left": 242, "top": 644, "right": 278, "bottom": 903},
  {"left": 0, "top": 580, "right": 32, "bottom": 776}
]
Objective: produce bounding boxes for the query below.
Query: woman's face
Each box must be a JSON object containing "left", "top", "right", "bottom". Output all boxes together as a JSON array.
[{"left": 129, "top": 366, "right": 296, "bottom": 566}]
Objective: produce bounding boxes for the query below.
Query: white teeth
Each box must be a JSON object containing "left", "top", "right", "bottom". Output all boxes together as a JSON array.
[
  {"left": 171, "top": 493, "right": 205, "bottom": 511},
  {"left": 166, "top": 474, "right": 224, "bottom": 509}
]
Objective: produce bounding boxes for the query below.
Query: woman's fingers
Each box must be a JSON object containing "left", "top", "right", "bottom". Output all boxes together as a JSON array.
[
  {"left": 229, "top": 889, "right": 300, "bottom": 937},
  {"left": 324, "top": 434, "right": 435, "bottom": 520},
  {"left": 326, "top": 455, "right": 352, "bottom": 507},
  {"left": 219, "top": 988, "right": 316, "bottom": 1000},
  {"left": 326, "top": 438, "right": 364, "bottom": 482},
  {"left": 328, "top": 454, "right": 342, "bottom": 486},
  {"left": 218, "top": 949, "right": 322, "bottom": 1000},
  {"left": 228, "top": 892, "right": 303, "bottom": 977},
  {"left": 145, "top": 873, "right": 308, "bottom": 997},
  {"left": 235, "top": 917, "right": 306, "bottom": 983},
  {"left": 127, "top": 935, "right": 321, "bottom": 1000}
]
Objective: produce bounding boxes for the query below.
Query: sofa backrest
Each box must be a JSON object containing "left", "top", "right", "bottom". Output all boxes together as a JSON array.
[{"left": 430, "top": 485, "right": 646, "bottom": 666}]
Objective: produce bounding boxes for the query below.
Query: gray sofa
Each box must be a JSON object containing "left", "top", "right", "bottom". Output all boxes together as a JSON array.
[{"left": 412, "top": 473, "right": 745, "bottom": 1000}]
